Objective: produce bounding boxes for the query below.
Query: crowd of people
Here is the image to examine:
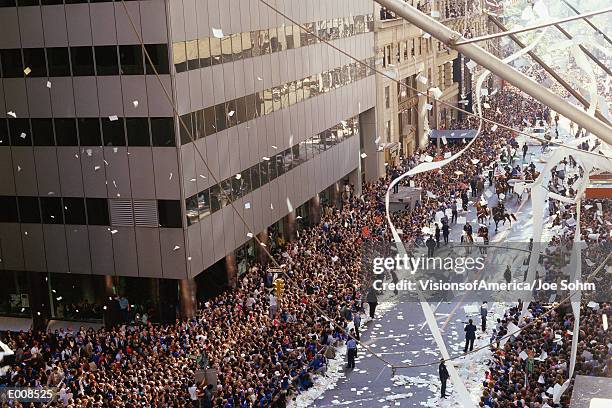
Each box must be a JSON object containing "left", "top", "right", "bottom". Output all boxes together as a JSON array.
[{"left": 0, "top": 85, "right": 607, "bottom": 408}]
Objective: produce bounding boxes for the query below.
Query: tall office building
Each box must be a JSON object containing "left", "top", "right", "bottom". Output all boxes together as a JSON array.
[{"left": 0, "top": 0, "right": 376, "bottom": 327}]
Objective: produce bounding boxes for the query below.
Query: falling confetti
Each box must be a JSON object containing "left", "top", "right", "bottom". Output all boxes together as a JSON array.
[
  {"left": 244, "top": 202, "right": 251, "bottom": 209},
  {"left": 286, "top": 197, "right": 293, "bottom": 212},
  {"left": 271, "top": 145, "right": 278, "bottom": 149},
  {"left": 235, "top": 173, "right": 241, "bottom": 179},
  {"left": 169, "top": 172, "right": 173, "bottom": 180},
  {"left": 270, "top": 203, "right": 274, "bottom": 210},
  {"left": 187, "top": 256, "right": 192, "bottom": 261},
  {"left": 247, "top": 232, "right": 254, "bottom": 238},
  {"left": 17, "top": 165, "right": 21, "bottom": 172},
  {"left": 360, "top": 153, "right": 367, "bottom": 158},
  {"left": 19, "top": 133, "right": 26, "bottom": 139},
  {"left": 132, "top": 100, "right": 139, "bottom": 107},
  {"left": 173, "top": 245, "right": 180, "bottom": 251},
  {"left": 257, "top": 76, "right": 263, "bottom": 81},
  {"left": 23, "top": 67, "right": 31, "bottom": 75},
  {"left": 199, "top": 174, "right": 206, "bottom": 179},
  {"left": 86, "top": 149, "right": 93, "bottom": 156},
  {"left": 7, "top": 111, "right": 16, "bottom": 118},
  {"left": 228, "top": 110, "right": 235, "bottom": 117},
  {"left": 109, "top": 115, "right": 118, "bottom": 121},
  {"left": 94, "top": 165, "right": 101, "bottom": 171},
  {"left": 46, "top": 81, "right": 52, "bottom": 89},
  {"left": 110, "top": 229, "right": 118, "bottom": 234},
  {"left": 74, "top": 154, "right": 79, "bottom": 159},
  {"left": 262, "top": 156, "right": 270, "bottom": 161},
  {"left": 212, "top": 28, "right": 224, "bottom": 38},
  {"left": 190, "top": 178, "right": 196, "bottom": 182}
]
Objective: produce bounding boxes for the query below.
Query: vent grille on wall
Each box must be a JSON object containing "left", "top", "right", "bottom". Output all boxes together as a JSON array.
[
  {"left": 133, "top": 200, "right": 159, "bottom": 227},
  {"left": 110, "top": 200, "right": 159, "bottom": 227},
  {"left": 110, "top": 199, "right": 134, "bottom": 226}
]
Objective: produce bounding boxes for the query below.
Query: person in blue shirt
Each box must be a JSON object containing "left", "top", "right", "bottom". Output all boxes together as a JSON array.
[{"left": 346, "top": 329, "right": 358, "bottom": 369}]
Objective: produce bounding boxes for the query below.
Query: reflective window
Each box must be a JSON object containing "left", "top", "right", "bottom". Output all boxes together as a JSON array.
[
  {"left": 78, "top": 118, "right": 102, "bottom": 146},
  {"left": 283, "top": 148, "right": 293, "bottom": 171},
  {"left": 263, "top": 89, "right": 274, "bottom": 115},
  {"left": 179, "top": 113, "right": 193, "bottom": 145},
  {"left": 210, "top": 38, "right": 222, "bottom": 65},
  {"left": 250, "top": 31, "right": 261, "bottom": 57},
  {"left": 173, "top": 42, "right": 187, "bottom": 73},
  {"left": 102, "top": 117, "right": 126, "bottom": 146},
  {"left": 55, "top": 118, "right": 78, "bottom": 146},
  {"left": 151, "top": 117, "right": 175, "bottom": 146},
  {"left": 9, "top": 119, "right": 31, "bottom": 146},
  {"left": 31, "top": 118, "right": 54, "bottom": 146},
  {"left": 259, "top": 29, "right": 270, "bottom": 54},
  {"left": 225, "top": 100, "right": 237, "bottom": 128},
  {"left": 157, "top": 200, "right": 182, "bottom": 228},
  {"left": 231, "top": 33, "right": 243, "bottom": 60},
  {"left": 1, "top": 49, "right": 23, "bottom": 78},
  {"left": 250, "top": 165, "right": 260, "bottom": 190},
  {"left": 209, "top": 184, "right": 221, "bottom": 212},
  {"left": 240, "top": 168, "right": 251, "bottom": 194},
  {"left": 269, "top": 27, "right": 279, "bottom": 53},
  {"left": 22, "top": 48, "right": 46, "bottom": 77},
  {"left": 145, "top": 44, "right": 169, "bottom": 75},
  {"left": 198, "top": 38, "right": 211, "bottom": 68},
  {"left": 119, "top": 45, "right": 144, "bottom": 75},
  {"left": 259, "top": 161, "right": 269, "bottom": 185},
  {"left": 95, "top": 45, "right": 119, "bottom": 75},
  {"left": 0, "top": 196, "right": 19, "bottom": 223},
  {"left": 186, "top": 195, "right": 199, "bottom": 226},
  {"left": 286, "top": 25, "right": 294, "bottom": 49},
  {"left": 126, "top": 118, "right": 150, "bottom": 146},
  {"left": 272, "top": 86, "right": 282, "bottom": 111},
  {"left": 203, "top": 107, "right": 217, "bottom": 136},
  {"left": 0, "top": 119, "right": 7, "bottom": 146},
  {"left": 231, "top": 176, "right": 242, "bottom": 199},
  {"left": 41, "top": 197, "right": 62, "bottom": 224},
  {"left": 215, "top": 104, "right": 227, "bottom": 132},
  {"left": 235, "top": 97, "right": 247, "bottom": 125},
  {"left": 63, "top": 197, "right": 86, "bottom": 225},
  {"left": 241, "top": 32, "right": 252, "bottom": 59},
  {"left": 47, "top": 47, "right": 71, "bottom": 76},
  {"left": 87, "top": 198, "right": 109, "bottom": 225},
  {"left": 277, "top": 26, "right": 287, "bottom": 51},
  {"left": 197, "top": 190, "right": 211, "bottom": 219},
  {"left": 71, "top": 46, "right": 95, "bottom": 76},
  {"left": 220, "top": 179, "right": 232, "bottom": 206},
  {"left": 221, "top": 36, "right": 233, "bottom": 63},
  {"left": 186, "top": 39, "right": 199, "bottom": 70},
  {"left": 18, "top": 197, "right": 40, "bottom": 223}
]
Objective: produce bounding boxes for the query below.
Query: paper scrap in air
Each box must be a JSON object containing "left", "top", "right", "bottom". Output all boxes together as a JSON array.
[
  {"left": 109, "top": 115, "right": 118, "bottom": 121},
  {"left": 212, "top": 28, "right": 224, "bottom": 38},
  {"left": 24, "top": 67, "right": 31, "bottom": 75}
]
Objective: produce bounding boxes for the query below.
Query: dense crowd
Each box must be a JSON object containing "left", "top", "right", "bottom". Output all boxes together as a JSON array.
[{"left": 0, "top": 86, "right": 607, "bottom": 408}]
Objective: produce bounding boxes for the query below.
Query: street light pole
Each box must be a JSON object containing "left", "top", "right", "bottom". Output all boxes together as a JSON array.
[{"left": 372, "top": 0, "right": 612, "bottom": 144}]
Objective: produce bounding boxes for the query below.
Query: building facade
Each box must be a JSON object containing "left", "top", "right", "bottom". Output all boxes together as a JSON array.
[
  {"left": 369, "top": 0, "right": 494, "bottom": 179},
  {"left": 0, "top": 0, "right": 376, "bottom": 327}
]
